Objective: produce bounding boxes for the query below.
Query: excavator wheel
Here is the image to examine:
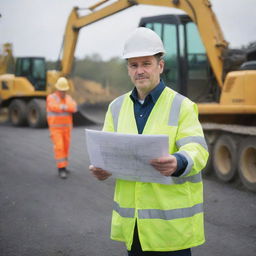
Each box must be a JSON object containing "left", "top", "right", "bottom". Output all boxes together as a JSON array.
[
  {"left": 9, "top": 99, "right": 27, "bottom": 126},
  {"left": 212, "top": 134, "right": 238, "bottom": 182},
  {"left": 27, "top": 99, "right": 47, "bottom": 128},
  {"left": 238, "top": 137, "right": 256, "bottom": 192}
]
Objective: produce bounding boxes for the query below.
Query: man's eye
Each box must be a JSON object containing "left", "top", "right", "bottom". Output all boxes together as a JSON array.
[
  {"left": 129, "top": 64, "right": 138, "bottom": 69},
  {"left": 143, "top": 62, "right": 151, "bottom": 67}
]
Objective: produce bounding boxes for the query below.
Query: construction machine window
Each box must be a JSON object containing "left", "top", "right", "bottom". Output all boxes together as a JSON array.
[
  {"left": 31, "top": 58, "right": 46, "bottom": 90},
  {"left": 151, "top": 22, "right": 162, "bottom": 37},
  {"left": 22, "top": 59, "right": 31, "bottom": 74},
  {"left": 185, "top": 22, "right": 210, "bottom": 102},
  {"left": 15, "top": 58, "right": 33, "bottom": 81},
  {"left": 162, "top": 23, "right": 179, "bottom": 91},
  {"left": 15, "top": 58, "right": 46, "bottom": 91},
  {"left": 15, "top": 58, "right": 31, "bottom": 77},
  {"left": 32, "top": 59, "right": 46, "bottom": 80}
]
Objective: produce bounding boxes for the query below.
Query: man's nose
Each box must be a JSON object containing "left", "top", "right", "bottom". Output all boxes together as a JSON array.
[{"left": 136, "top": 65, "right": 145, "bottom": 74}]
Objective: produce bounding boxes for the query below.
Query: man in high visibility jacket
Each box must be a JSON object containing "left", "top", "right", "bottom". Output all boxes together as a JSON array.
[
  {"left": 47, "top": 77, "right": 77, "bottom": 179},
  {"left": 89, "top": 27, "right": 209, "bottom": 255}
]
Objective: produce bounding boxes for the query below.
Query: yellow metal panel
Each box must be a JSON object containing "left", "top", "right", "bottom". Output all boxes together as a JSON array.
[
  {"left": 198, "top": 103, "right": 256, "bottom": 114},
  {"left": 0, "top": 76, "right": 48, "bottom": 101},
  {"left": 0, "top": 74, "right": 15, "bottom": 101},
  {"left": 220, "top": 71, "right": 245, "bottom": 105},
  {"left": 244, "top": 71, "right": 256, "bottom": 105},
  {"left": 220, "top": 70, "right": 256, "bottom": 106}
]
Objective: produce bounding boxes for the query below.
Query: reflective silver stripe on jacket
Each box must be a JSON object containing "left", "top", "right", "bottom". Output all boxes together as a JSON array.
[
  {"left": 113, "top": 201, "right": 135, "bottom": 218},
  {"left": 110, "top": 95, "right": 126, "bottom": 132},
  {"left": 56, "top": 157, "right": 68, "bottom": 163},
  {"left": 49, "top": 124, "right": 72, "bottom": 128},
  {"left": 176, "top": 136, "right": 208, "bottom": 151},
  {"left": 51, "top": 93, "right": 60, "bottom": 102},
  {"left": 47, "top": 112, "right": 71, "bottom": 117},
  {"left": 168, "top": 93, "right": 185, "bottom": 126},
  {"left": 113, "top": 201, "right": 203, "bottom": 220},
  {"left": 138, "top": 202, "right": 203, "bottom": 220},
  {"left": 156, "top": 172, "right": 202, "bottom": 185},
  {"left": 177, "top": 150, "right": 194, "bottom": 177},
  {"left": 172, "top": 172, "right": 202, "bottom": 184}
]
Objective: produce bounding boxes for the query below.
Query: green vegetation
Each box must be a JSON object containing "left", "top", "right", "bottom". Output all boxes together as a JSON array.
[{"left": 47, "top": 54, "right": 134, "bottom": 94}]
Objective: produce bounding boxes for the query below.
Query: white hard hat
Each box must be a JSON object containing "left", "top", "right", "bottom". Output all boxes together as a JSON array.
[
  {"left": 55, "top": 77, "right": 69, "bottom": 91},
  {"left": 123, "top": 27, "right": 165, "bottom": 59}
]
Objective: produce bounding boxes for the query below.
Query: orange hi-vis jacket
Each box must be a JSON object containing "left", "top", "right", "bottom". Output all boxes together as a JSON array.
[
  {"left": 46, "top": 92, "right": 77, "bottom": 128},
  {"left": 46, "top": 92, "right": 77, "bottom": 169}
]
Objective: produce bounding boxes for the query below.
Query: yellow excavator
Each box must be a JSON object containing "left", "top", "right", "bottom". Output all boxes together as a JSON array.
[{"left": 0, "top": 0, "right": 255, "bottom": 191}]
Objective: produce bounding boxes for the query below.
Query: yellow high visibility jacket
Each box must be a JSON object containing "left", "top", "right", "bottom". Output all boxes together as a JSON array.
[{"left": 103, "top": 87, "right": 209, "bottom": 251}]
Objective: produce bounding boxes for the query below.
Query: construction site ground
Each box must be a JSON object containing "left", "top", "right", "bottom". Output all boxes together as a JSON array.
[{"left": 0, "top": 117, "right": 256, "bottom": 256}]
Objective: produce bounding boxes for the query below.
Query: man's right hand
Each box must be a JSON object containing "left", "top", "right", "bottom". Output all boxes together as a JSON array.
[{"left": 89, "top": 165, "right": 112, "bottom": 180}]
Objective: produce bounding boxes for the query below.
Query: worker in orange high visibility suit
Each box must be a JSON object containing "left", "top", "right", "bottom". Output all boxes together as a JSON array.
[{"left": 46, "top": 77, "right": 77, "bottom": 179}]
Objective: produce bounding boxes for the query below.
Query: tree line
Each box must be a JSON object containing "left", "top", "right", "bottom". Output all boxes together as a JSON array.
[{"left": 47, "top": 54, "right": 134, "bottom": 94}]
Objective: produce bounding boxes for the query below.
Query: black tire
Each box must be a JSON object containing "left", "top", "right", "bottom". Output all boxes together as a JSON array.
[
  {"left": 27, "top": 99, "right": 47, "bottom": 128},
  {"left": 8, "top": 99, "right": 27, "bottom": 126},
  {"left": 212, "top": 134, "right": 238, "bottom": 182},
  {"left": 238, "top": 137, "right": 256, "bottom": 192}
]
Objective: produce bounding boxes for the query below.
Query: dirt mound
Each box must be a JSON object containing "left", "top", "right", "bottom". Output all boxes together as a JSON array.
[{"left": 70, "top": 77, "right": 118, "bottom": 105}]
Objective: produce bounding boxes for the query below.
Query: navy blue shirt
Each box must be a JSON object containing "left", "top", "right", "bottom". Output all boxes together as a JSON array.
[{"left": 130, "top": 80, "right": 187, "bottom": 177}]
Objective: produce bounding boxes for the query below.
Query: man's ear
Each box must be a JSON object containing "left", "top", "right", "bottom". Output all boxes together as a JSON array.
[{"left": 159, "top": 59, "right": 165, "bottom": 74}]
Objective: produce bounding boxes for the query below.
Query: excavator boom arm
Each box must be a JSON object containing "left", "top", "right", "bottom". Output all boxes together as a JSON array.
[{"left": 61, "top": 0, "right": 228, "bottom": 87}]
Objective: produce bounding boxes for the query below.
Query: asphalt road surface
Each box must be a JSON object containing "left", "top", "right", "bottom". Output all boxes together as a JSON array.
[{"left": 0, "top": 121, "right": 256, "bottom": 256}]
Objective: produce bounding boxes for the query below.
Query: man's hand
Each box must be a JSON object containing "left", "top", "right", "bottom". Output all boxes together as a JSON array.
[
  {"left": 89, "top": 165, "right": 112, "bottom": 180},
  {"left": 60, "top": 104, "right": 67, "bottom": 111},
  {"left": 150, "top": 155, "right": 177, "bottom": 177}
]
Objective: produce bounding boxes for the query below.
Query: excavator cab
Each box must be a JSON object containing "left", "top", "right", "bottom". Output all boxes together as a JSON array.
[
  {"left": 15, "top": 57, "right": 47, "bottom": 91},
  {"left": 139, "top": 14, "right": 218, "bottom": 102}
]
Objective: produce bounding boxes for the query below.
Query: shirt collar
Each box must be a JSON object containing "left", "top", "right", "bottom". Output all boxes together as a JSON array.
[{"left": 130, "top": 79, "right": 165, "bottom": 104}]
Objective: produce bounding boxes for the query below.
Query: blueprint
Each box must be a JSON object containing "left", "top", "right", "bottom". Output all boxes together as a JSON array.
[{"left": 85, "top": 129, "right": 174, "bottom": 184}]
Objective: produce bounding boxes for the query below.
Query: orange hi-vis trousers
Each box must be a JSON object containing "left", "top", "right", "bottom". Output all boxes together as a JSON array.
[
  {"left": 50, "top": 127, "right": 71, "bottom": 168},
  {"left": 46, "top": 92, "right": 77, "bottom": 169}
]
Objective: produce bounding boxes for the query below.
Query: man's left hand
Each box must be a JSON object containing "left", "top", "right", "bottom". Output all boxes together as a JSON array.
[{"left": 150, "top": 155, "right": 177, "bottom": 177}]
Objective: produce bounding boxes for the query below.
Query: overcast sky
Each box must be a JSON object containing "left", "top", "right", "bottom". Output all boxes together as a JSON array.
[{"left": 1, "top": 0, "right": 256, "bottom": 61}]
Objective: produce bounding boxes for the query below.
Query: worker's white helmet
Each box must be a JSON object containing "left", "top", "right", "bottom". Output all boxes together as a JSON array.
[
  {"left": 123, "top": 27, "right": 165, "bottom": 59},
  {"left": 55, "top": 77, "right": 69, "bottom": 91}
]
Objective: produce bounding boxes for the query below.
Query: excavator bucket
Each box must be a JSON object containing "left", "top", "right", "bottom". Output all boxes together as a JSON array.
[
  {"left": 70, "top": 77, "right": 115, "bottom": 126},
  {"left": 73, "top": 102, "right": 108, "bottom": 126}
]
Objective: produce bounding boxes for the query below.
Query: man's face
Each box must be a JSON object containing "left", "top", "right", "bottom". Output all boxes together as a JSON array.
[
  {"left": 57, "top": 90, "right": 66, "bottom": 99},
  {"left": 127, "top": 55, "right": 164, "bottom": 99}
]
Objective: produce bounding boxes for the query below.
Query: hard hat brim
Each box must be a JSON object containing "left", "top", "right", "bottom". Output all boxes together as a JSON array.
[
  {"left": 122, "top": 27, "right": 166, "bottom": 59},
  {"left": 123, "top": 50, "right": 165, "bottom": 59},
  {"left": 55, "top": 84, "right": 69, "bottom": 91}
]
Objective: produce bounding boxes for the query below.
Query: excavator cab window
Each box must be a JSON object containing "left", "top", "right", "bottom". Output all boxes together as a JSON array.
[
  {"left": 186, "top": 22, "right": 210, "bottom": 101},
  {"left": 139, "top": 14, "right": 215, "bottom": 102},
  {"left": 15, "top": 57, "right": 47, "bottom": 91}
]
